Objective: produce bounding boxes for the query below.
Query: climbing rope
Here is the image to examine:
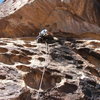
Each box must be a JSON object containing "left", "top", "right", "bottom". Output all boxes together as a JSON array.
[{"left": 36, "top": 42, "right": 49, "bottom": 100}]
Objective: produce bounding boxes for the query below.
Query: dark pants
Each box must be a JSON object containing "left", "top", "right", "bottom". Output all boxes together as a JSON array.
[{"left": 37, "top": 35, "right": 54, "bottom": 44}]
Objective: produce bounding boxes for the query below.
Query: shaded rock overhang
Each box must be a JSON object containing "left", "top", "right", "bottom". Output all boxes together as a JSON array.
[{"left": 0, "top": 0, "right": 100, "bottom": 38}]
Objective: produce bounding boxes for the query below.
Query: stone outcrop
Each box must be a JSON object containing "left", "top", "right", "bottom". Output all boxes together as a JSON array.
[
  {"left": 0, "top": 0, "right": 100, "bottom": 37},
  {"left": 0, "top": 0, "right": 100, "bottom": 100},
  {"left": 0, "top": 37, "right": 99, "bottom": 100}
]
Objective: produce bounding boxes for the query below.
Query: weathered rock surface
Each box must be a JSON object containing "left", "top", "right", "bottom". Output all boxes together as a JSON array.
[
  {"left": 0, "top": 0, "right": 100, "bottom": 37},
  {"left": 0, "top": 37, "right": 99, "bottom": 100},
  {"left": 0, "top": 0, "right": 100, "bottom": 99}
]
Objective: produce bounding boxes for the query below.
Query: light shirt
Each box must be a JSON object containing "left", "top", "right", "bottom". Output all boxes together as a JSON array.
[{"left": 39, "top": 29, "right": 48, "bottom": 36}]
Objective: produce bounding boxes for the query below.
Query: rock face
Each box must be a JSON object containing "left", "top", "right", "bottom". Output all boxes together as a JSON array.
[
  {"left": 0, "top": 0, "right": 100, "bottom": 37},
  {"left": 0, "top": 0, "right": 100, "bottom": 100},
  {"left": 0, "top": 37, "right": 99, "bottom": 100}
]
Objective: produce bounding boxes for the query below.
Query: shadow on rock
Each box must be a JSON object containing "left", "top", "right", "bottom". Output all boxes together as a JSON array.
[{"left": 80, "top": 78, "right": 100, "bottom": 100}]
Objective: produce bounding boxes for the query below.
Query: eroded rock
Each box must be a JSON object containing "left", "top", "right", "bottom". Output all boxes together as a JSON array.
[
  {"left": 24, "top": 68, "right": 62, "bottom": 91},
  {"left": 0, "top": 66, "right": 26, "bottom": 100},
  {"left": 0, "top": 47, "right": 8, "bottom": 53},
  {"left": 0, "top": 37, "right": 99, "bottom": 100}
]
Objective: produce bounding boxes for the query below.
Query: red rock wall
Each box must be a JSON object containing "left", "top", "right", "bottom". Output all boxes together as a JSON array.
[{"left": 0, "top": 0, "right": 100, "bottom": 37}]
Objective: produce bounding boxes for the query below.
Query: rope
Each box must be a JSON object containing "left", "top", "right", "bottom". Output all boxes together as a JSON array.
[{"left": 36, "top": 42, "right": 49, "bottom": 100}]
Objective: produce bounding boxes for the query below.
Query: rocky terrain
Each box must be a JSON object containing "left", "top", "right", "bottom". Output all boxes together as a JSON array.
[
  {"left": 0, "top": 37, "right": 100, "bottom": 100},
  {"left": 0, "top": 0, "right": 100, "bottom": 100},
  {"left": 0, "top": 0, "right": 100, "bottom": 37}
]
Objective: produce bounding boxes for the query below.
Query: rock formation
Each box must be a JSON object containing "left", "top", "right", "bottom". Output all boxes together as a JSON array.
[
  {"left": 0, "top": 37, "right": 100, "bottom": 100},
  {"left": 0, "top": 0, "right": 100, "bottom": 37},
  {"left": 0, "top": 0, "right": 100, "bottom": 100}
]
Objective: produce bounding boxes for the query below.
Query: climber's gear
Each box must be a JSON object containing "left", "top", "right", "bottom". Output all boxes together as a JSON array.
[{"left": 37, "top": 29, "right": 54, "bottom": 44}]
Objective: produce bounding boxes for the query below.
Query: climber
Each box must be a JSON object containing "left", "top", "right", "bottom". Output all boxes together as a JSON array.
[{"left": 37, "top": 29, "right": 54, "bottom": 44}]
